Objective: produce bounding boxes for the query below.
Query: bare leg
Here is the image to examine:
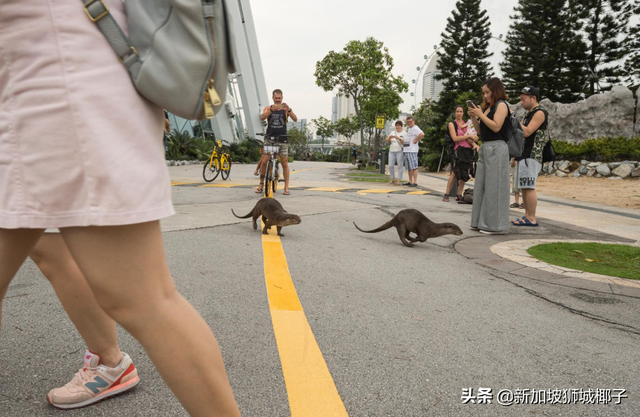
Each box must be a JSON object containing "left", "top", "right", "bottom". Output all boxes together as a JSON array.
[
  {"left": 514, "top": 192, "right": 520, "bottom": 205},
  {"left": 281, "top": 157, "right": 290, "bottom": 193},
  {"left": 0, "top": 228, "right": 44, "bottom": 342},
  {"left": 444, "top": 172, "right": 456, "bottom": 197},
  {"left": 29, "top": 234, "right": 122, "bottom": 367},
  {"left": 457, "top": 180, "right": 466, "bottom": 198},
  {"left": 522, "top": 189, "right": 538, "bottom": 223},
  {"left": 59, "top": 222, "right": 240, "bottom": 417}
]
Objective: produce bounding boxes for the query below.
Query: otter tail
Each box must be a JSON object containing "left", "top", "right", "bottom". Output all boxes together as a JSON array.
[
  {"left": 353, "top": 220, "right": 394, "bottom": 233},
  {"left": 231, "top": 208, "right": 253, "bottom": 219}
]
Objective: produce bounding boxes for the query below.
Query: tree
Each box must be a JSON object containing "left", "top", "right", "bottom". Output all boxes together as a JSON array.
[
  {"left": 287, "top": 126, "right": 309, "bottom": 159},
  {"left": 501, "top": 0, "right": 589, "bottom": 103},
  {"left": 578, "top": 0, "right": 633, "bottom": 95},
  {"left": 361, "top": 87, "right": 404, "bottom": 157},
  {"left": 436, "top": 0, "right": 493, "bottom": 115},
  {"left": 311, "top": 116, "right": 334, "bottom": 154},
  {"left": 335, "top": 115, "right": 359, "bottom": 145},
  {"left": 623, "top": 0, "right": 640, "bottom": 90},
  {"left": 315, "top": 37, "right": 408, "bottom": 162}
]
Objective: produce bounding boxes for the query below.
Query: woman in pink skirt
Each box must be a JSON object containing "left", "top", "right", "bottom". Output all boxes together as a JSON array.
[{"left": 0, "top": 1, "right": 239, "bottom": 415}]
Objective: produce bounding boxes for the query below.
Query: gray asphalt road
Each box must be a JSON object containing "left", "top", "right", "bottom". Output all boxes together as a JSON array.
[{"left": 2, "top": 161, "right": 639, "bottom": 417}]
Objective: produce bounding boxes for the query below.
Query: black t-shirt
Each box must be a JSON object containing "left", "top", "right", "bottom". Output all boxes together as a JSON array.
[
  {"left": 517, "top": 107, "right": 548, "bottom": 160},
  {"left": 266, "top": 108, "right": 287, "bottom": 137},
  {"left": 479, "top": 101, "right": 509, "bottom": 142}
]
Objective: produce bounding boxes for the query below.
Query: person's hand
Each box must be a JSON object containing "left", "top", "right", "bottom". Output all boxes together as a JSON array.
[
  {"left": 467, "top": 103, "right": 480, "bottom": 118},
  {"left": 282, "top": 103, "right": 290, "bottom": 112},
  {"left": 470, "top": 134, "right": 479, "bottom": 141}
]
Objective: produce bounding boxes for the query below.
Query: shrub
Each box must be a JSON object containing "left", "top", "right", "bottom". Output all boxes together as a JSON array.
[
  {"left": 553, "top": 137, "right": 640, "bottom": 162},
  {"left": 420, "top": 151, "right": 442, "bottom": 172}
]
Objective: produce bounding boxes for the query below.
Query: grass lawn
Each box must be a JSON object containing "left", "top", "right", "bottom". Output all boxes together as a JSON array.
[
  {"left": 345, "top": 172, "right": 391, "bottom": 182},
  {"left": 527, "top": 242, "right": 640, "bottom": 280}
]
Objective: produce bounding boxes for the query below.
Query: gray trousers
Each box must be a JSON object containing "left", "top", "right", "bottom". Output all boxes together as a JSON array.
[
  {"left": 388, "top": 151, "right": 404, "bottom": 179},
  {"left": 471, "top": 140, "right": 510, "bottom": 232}
]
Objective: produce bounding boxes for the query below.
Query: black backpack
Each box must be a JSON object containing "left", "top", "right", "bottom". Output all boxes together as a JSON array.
[
  {"left": 444, "top": 121, "right": 458, "bottom": 159},
  {"left": 542, "top": 124, "right": 556, "bottom": 166}
]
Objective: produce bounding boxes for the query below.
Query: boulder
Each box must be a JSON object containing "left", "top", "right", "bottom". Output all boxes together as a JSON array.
[
  {"left": 596, "top": 174, "right": 603, "bottom": 178},
  {"left": 596, "top": 164, "right": 611, "bottom": 176},
  {"left": 612, "top": 164, "right": 633, "bottom": 178},
  {"left": 558, "top": 160, "right": 571, "bottom": 172},
  {"left": 610, "top": 162, "right": 622, "bottom": 169},
  {"left": 608, "top": 176, "right": 623, "bottom": 180},
  {"left": 579, "top": 165, "right": 588, "bottom": 175},
  {"left": 581, "top": 160, "right": 590, "bottom": 166},
  {"left": 556, "top": 170, "right": 568, "bottom": 178},
  {"left": 631, "top": 167, "right": 640, "bottom": 177},
  {"left": 572, "top": 171, "right": 580, "bottom": 178},
  {"left": 587, "top": 162, "right": 601, "bottom": 169},
  {"left": 567, "top": 162, "right": 580, "bottom": 172},
  {"left": 586, "top": 168, "right": 596, "bottom": 177},
  {"left": 547, "top": 164, "right": 557, "bottom": 175}
]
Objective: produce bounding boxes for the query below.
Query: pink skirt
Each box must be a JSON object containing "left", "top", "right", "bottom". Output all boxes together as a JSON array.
[{"left": 0, "top": 0, "right": 174, "bottom": 228}]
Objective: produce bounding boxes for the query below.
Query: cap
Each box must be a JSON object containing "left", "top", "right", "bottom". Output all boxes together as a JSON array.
[{"left": 520, "top": 85, "right": 540, "bottom": 100}]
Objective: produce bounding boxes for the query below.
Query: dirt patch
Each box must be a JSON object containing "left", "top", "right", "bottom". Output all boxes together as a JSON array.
[{"left": 428, "top": 171, "right": 640, "bottom": 210}]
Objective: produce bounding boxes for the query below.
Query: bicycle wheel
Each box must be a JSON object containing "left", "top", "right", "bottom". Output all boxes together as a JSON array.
[
  {"left": 272, "top": 161, "right": 279, "bottom": 193},
  {"left": 220, "top": 154, "right": 232, "bottom": 180},
  {"left": 202, "top": 157, "right": 220, "bottom": 182},
  {"left": 264, "top": 160, "right": 273, "bottom": 198}
]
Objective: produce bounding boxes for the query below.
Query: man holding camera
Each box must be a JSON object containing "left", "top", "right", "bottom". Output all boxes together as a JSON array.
[{"left": 258, "top": 89, "right": 297, "bottom": 195}]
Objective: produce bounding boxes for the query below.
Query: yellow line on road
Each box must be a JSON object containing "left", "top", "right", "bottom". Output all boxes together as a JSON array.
[
  {"left": 407, "top": 190, "right": 431, "bottom": 195},
  {"left": 261, "top": 223, "right": 348, "bottom": 416},
  {"left": 170, "top": 181, "right": 198, "bottom": 186},
  {"left": 304, "top": 187, "right": 348, "bottom": 192},
  {"left": 356, "top": 188, "right": 397, "bottom": 195},
  {"left": 200, "top": 183, "right": 244, "bottom": 188}
]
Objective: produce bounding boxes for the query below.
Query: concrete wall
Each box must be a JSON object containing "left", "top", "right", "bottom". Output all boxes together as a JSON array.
[{"left": 510, "top": 85, "right": 638, "bottom": 142}]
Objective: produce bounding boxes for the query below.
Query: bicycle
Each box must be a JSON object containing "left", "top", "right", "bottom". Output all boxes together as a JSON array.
[
  {"left": 202, "top": 139, "right": 232, "bottom": 182},
  {"left": 256, "top": 133, "right": 288, "bottom": 198}
]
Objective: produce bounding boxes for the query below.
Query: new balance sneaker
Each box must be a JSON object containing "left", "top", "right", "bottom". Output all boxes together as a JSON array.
[{"left": 46, "top": 350, "right": 140, "bottom": 409}]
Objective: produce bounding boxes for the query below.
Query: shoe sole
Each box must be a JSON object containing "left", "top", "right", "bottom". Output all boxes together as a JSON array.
[
  {"left": 46, "top": 375, "right": 140, "bottom": 410},
  {"left": 479, "top": 230, "right": 506, "bottom": 235}
]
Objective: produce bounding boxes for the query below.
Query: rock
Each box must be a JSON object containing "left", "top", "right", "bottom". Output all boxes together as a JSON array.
[
  {"left": 546, "top": 164, "right": 557, "bottom": 175},
  {"left": 567, "top": 162, "right": 580, "bottom": 172},
  {"left": 610, "top": 162, "right": 622, "bottom": 169},
  {"left": 608, "top": 176, "right": 622, "bottom": 180},
  {"left": 596, "top": 164, "right": 611, "bottom": 176},
  {"left": 572, "top": 171, "right": 580, "bottom": 178},
  {"left": 596, "top": 174, "right": 602, "bottom": 178},
  {"left": 581, "top": 160, "right": 590, "bottom": 166},
  {"left": 579, "top": 165, "right": 588, "bottom": 175},
  {"left": 631, "top": 167, "right": 640, "bottom": 177},
  {"left": 612, "top": 164, "right": 633, "bottom": 178},
  {"left": 557, "top": 160, "right": 570, "bottom": 172},
  {"left": 587, "top": 162, "right": 601, "bottom": 169},
  {"left": 586, "top": 168, "right": 596, "bottom": 177},
  {"left": 556, "top": 171, "right": 568, "bottom": 178}
]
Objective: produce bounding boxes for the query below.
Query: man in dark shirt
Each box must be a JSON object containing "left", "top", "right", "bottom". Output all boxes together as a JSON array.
[
  {"left": 512, "top": 85, "right": 548, "bottom": 227},
  {"left": 258, "top": 89, "right": 297, "bottom": 195}
]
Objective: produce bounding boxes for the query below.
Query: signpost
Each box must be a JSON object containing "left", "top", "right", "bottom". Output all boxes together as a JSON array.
[{"left": 375, "top": 114, "right": 385, "bottom": 130}]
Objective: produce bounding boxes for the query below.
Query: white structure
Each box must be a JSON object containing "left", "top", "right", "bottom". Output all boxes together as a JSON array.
[
  {"left": 335, "top": 94, "right": 360, "bottom": 144},
  {"left": 422, "top": 54, "right": 444, "bottom": 102},
  {"left": 288, "top": 118, "right": 307, "bottom": 132}
]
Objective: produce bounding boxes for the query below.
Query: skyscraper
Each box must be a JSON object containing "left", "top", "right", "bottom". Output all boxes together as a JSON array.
[
  {"left": 335, "top": 94, "right": 359, "bottom": 144},
  {"left": 422, "top": 54, "right": 444, "bottom": 102}
]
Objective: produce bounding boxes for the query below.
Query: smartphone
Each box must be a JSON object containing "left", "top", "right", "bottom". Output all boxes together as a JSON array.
[{"left": 466, "top": 100, "right": 475, "bottom": 108}]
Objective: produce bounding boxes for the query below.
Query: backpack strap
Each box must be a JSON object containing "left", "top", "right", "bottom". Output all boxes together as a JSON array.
[{"left": 81, "top": 0, "right": 144, "bottom": 78}]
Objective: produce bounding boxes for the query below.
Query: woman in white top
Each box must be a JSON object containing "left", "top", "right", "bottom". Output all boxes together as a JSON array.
[{"left": 385, "top": 121, "right": 406, "bottom": 185}]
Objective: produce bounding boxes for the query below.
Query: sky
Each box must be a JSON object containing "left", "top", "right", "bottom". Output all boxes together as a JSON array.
[{"left": 248, "top": 0, "right": 514, "bottom": 124}]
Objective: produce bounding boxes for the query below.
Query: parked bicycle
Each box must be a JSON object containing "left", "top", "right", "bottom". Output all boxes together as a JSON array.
[
  {"left": 256, "top": 133, "right": 288, "bottom": 198},
  {"left": 203, "top": 139, "right": 232, "bottom": 182}
]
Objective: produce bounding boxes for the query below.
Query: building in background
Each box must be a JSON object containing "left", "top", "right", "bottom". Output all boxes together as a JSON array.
[
  {"left": 335, "top": 94, "right": 360, "bottom": 145},
  {"left": 331, "top": 96, "right": 338, "bottom": 138},
  {"left": 422, "top": 54, "right": 444, "bottom": 102},
  {"left": 288, "top": 118, "right": 308, "bottom": 133}
]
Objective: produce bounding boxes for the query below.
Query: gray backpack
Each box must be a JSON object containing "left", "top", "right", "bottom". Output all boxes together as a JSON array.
[
  {"left": 500, "top": 101, "right": 525, "bottom": 158},
  {"left": 82, "top": 0, "right": 236, "bottom": 120}
]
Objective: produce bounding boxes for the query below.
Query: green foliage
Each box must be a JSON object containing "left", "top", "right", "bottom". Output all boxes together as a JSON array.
[
  {"left": 228, "top": 137, "right": 262, "bottom": 163},
  {"left": 624, "top": 0, "right": 640, "bottom": 90},
  {"left": 311, "top": 116, "right": 335, "bottom": 142},
  {"left": 578, "top": 0, "right": 633, "bottom": 95},
  {"left": 335, "top": 116, "right": 359, "bottom": 144},
  {"left": 287, "top": 126, "right": 310, "bottom": 159},
  {"left": 190, "top": 139, "right": 214, "bottom": 161},
  {"left": 552, "top": 137, "right": 640, "bottom": 161},
  {"left": 501, "top": 0, "right": 588, "bottom": 103},
  {"left": 315, "top": 37, "right": 408, "bottom": 158}
]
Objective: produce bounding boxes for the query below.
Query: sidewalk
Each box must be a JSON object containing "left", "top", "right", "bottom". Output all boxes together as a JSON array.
[{"left": 414, "top": 171, "right": 640, "bottom": 298}]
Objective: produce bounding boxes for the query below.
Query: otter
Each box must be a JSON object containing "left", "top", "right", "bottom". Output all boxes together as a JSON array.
[
  {"left": 232, "top": 198, "right": 301, "bottom": 236},
  {"left": 353, "top": 209, "right": 462, "bottom": 247}
]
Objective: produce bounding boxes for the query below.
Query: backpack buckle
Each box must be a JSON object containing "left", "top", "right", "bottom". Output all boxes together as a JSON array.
[{"left": 84, "top": 0, "right": 109, "bottom": 22}]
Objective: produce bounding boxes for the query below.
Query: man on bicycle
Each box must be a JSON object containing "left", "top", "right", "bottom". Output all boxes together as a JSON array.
[{"left": 257, "top": 89, "right": 297, "bottom": 195}]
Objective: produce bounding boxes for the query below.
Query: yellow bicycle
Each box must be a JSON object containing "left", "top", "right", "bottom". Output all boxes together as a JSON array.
[{"left": 203, "top": 139, "right": 232, "bottom": 182}]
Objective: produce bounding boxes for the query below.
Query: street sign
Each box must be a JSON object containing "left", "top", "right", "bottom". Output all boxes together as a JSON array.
[{"left": 375, "top": 114, "right": 385, "bottom": 130}]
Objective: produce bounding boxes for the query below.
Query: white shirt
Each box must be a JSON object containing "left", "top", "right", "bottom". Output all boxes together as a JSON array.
[
  {"left": 403, "top": 125, "right": 423, "bottom": 153},
  {"left": 388, "top": 131, "right": 406, "bottom": 152}
]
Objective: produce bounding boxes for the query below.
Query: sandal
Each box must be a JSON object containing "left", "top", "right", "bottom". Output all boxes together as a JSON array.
[
  {"left": 519, "top": 203, "right": 525, "bottom": 209},
  {"left": 255, "top": 187, "right": 263, "bottom": 193},
  {"left": 512, "top": 216, "right": 538, "bottom": 227},
  {"left": 254, "top": 171, "right": 259, "bottom": 176},
  {"left": 455, "top": 195, "right": 463, "bottom": 202},
  {"left": 509, "top": 202, "right": 520, "bottom": 208},
  {"left": 443, "top": 194, "right": 449, "bottom": 202},
  {"left": 283, "top": 190, "right": 290, "bottom": 195}
]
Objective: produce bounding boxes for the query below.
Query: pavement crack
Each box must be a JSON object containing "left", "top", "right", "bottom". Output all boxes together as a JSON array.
[{"left": 487, "top": 270, "right": 640, "bottom": 337}]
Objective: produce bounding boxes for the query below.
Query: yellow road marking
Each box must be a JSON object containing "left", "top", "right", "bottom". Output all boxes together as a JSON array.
[
  {"left": 171, "top": 181, "right": 198, "bottom": 186},
  {"left": 304, "top": 187, "right": 348, "bottom": 192},
  {"left": 407, "top": 190, "right": 431, "bottom": 195},
  {"left": 261, "top": 223, "right": 348, "bottom": 416},
  {"left": 356, "top": 189, "right": 397, "bottom": 195},
  {"left": 201, "top": 183, "right": 244, "bottom": 188}
]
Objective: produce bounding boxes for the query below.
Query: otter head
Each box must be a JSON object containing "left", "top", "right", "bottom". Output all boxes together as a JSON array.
[
  {"left": 441, "top": 223, "right": 463, "bottom": 236},
  {"left": 282, "top": 214, "right": 302, "bottom": 226}
]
